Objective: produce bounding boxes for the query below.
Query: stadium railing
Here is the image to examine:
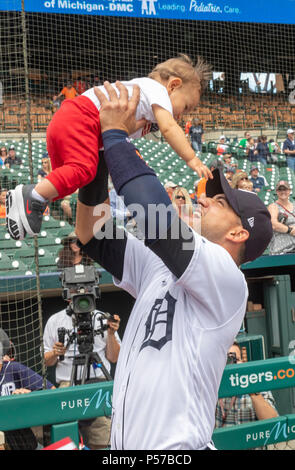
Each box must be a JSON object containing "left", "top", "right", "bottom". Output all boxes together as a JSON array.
[{"left": 0, "top": 356, "right": 295, "bottom": 449}]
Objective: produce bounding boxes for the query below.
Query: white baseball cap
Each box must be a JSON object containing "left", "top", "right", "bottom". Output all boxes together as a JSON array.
[
  {"left": 287, "top": 129, "right": 294, "bottom": 134},
  {"left": 164, "top": 181, "right": 177, "bottom": 189},
  {"left": 220, "top": 135, "right": 226, "bottom": 140}
]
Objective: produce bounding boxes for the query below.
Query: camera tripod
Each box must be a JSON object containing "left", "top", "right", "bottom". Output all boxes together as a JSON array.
[{"left": 70, "top": 350, "right": 112, "bottom": 386}]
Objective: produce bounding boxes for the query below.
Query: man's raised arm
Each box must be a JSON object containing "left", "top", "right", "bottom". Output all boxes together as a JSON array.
[{"left": 92, "top": 81, "right": 195, "bottom": 278}]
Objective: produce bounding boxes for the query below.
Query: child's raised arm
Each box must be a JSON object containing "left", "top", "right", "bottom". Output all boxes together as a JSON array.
[{"left": 152, "top": 105, "right": 212, "bottom": 179}]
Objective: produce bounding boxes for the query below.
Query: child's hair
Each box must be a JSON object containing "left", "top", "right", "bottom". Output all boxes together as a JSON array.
[
  {"left": 240, "top": 180, "right": 254, "bottom": 192},
  {"left": 148, "top": 54, "right": 212, "bottom": 93}
]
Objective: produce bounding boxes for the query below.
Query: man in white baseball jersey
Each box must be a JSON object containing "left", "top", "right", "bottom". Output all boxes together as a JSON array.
[{"left": 75, "top": 83, "right": 273, "bottom": 450}]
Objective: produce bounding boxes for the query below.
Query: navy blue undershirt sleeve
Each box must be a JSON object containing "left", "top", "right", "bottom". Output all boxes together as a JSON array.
[
  {"left": 77, "top": 222, "right": 127, "bottom": 282},
  {"left": 102, "top": 129, "right": 195, "bottom": 278}
]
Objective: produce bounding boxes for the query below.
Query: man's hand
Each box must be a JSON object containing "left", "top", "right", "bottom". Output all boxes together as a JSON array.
[
  {"left": 107, "top": 314, "right": 121, "bottom": 335},
  {"left": 94, "top": 81, "right": 147, "bottom": 135},
  {"left": 52, "top": 341, "right": 66, "bottom": 358},
  {"left": 12, "top": 388, "right": 31, "bottom": 395}
]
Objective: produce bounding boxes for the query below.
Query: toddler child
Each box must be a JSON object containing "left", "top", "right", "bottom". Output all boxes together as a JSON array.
[{"left": 6, "top": 54, "right": 212, "bottom": 240}]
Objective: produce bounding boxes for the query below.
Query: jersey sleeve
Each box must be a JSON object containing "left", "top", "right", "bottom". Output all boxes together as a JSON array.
[
  {"left": 175, "top": 231, "right": 248, "bottom": 327},
  {"left": 113, "top": 233, "right": 157, "bottom": 299}
]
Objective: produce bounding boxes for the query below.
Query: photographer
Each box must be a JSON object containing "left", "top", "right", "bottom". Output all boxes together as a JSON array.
[
  {"left": 43, "top": 304, "right": 121, "bottom": 449},
  {"left": 268, "top": 181, "right": 295, "bottom": 255},
  {"left": 215, "top": 342, "right": 278, "bottom": 449}
]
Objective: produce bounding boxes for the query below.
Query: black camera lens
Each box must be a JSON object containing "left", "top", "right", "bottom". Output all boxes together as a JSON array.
[
  {"left": 72, "top": 294, "right": 96, "bottom": 314},
  {"left": 78, "top": 297, "right": 91, "bottom": 310},
  {"left": 227, "top": 352, "right": 237, "bottom": 364}
]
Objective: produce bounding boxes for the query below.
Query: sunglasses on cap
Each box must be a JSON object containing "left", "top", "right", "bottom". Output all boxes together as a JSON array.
[{"left": 277, "top": 186, "right": 289, "bottom": 191}]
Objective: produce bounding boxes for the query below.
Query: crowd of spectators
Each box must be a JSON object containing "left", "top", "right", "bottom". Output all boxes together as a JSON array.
[
  {"left": 0, "top": 145, "right": 22, "bottom": 169},
  {"left": 165, "top": 170, "right": 295, "bottom": 257},
  {"left": 166, "top": 126, "right": 295, "bottom": 257},
  {"left": 237, "top": 129, "right": 295, "bottom": 168}
]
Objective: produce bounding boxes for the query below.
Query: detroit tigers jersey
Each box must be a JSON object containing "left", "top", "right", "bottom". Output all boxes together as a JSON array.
[
  {"left": 111, "top": 231, "right": 248, "bottom": 450},
  {"left": 82, "top": 77, "right": 173, "bottom": 139}
]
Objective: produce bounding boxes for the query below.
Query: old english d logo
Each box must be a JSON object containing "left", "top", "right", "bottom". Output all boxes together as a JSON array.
[{"left": 140, "top": 291, "right": 177, "bottom": 352}]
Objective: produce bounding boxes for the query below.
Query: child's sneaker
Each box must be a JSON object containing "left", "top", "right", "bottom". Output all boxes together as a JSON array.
[
  {"left": 6, "top": 184, "right": 47, "bottom": 240},
  {"left": 5, "top": 189, "right": 26, "bottom": 240}
]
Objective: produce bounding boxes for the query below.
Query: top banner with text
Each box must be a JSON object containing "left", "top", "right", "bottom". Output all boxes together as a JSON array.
[{"left": 1, "top": 0, "right": 295, "bottom": 24}]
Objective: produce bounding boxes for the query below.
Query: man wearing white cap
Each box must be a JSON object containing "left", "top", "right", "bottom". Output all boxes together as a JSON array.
[
  {"left": 164, "top": 181, "right": 177, "bottom": 200},
  {"left": 283, "top": 129, "right": 295, "bottom": 171}
]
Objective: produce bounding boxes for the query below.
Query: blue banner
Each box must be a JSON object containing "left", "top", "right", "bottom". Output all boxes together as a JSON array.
[{"left": 1, "top": 0, "right": 295, "bottom": 24}]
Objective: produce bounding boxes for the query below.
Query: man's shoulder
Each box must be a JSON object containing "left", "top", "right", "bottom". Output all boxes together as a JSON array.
[
  {"left": 46, "top": 309, "right": 67, "bottom": 324},
  {"left": 5, "top": 361, "right": 26, "bottom": 373},
  {"left": 191, "top": 232, "right": 244, "bottom": 277},
  {"left": 179, "top": 233, "right": 248, "bottom": 325}
]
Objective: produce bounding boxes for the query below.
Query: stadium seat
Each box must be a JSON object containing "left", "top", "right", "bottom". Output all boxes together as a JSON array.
[
  {"left": 257, "top": 189, "right": 274, "bottom": 206},
  {"left": 0, "top": 252, "right": 11, "bottom": 264},
  {"left": 42, "top": 216, "right": 64, "bottom": 229},
  {"left": 12, "top": 246, "right": 36, "bottom": 259},
  {"left": 29, "top": 253, "right": 58, "bottom": 272},
  {"left": 0, "top": 238, "right": 29, "bottom": 251},
  {"left": 56, "top": 226, "right": 73, "bottom": 238},
  {"left": 23, "top": 237, "right": 62, "bottom": 261},
  {"left": 0, "top": 259, "right": 29, "bottom": 275}
]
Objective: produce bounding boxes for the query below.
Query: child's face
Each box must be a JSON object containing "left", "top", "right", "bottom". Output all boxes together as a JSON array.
[
  {"left": 240, "top": 181, "right": 253, "bottom": 191},
  {"left": 168, "top": 80, "right": 201, "bottom": 121}
]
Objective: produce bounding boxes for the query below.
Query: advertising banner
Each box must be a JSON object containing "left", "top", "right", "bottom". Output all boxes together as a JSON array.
[
  {"left": 219, "top": 356, "right": 295, "bottom": 398},
  {"left": 1, "top": 0, "right": 295, "bottom": 24}
]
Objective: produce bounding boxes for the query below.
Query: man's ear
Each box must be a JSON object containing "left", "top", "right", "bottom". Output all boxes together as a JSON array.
[
  {"left": 226, "top": 226, "right": 249, "bottom": 244},
  {"left": 167, "top": 77, "right": 183, "bottom": 94}
]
